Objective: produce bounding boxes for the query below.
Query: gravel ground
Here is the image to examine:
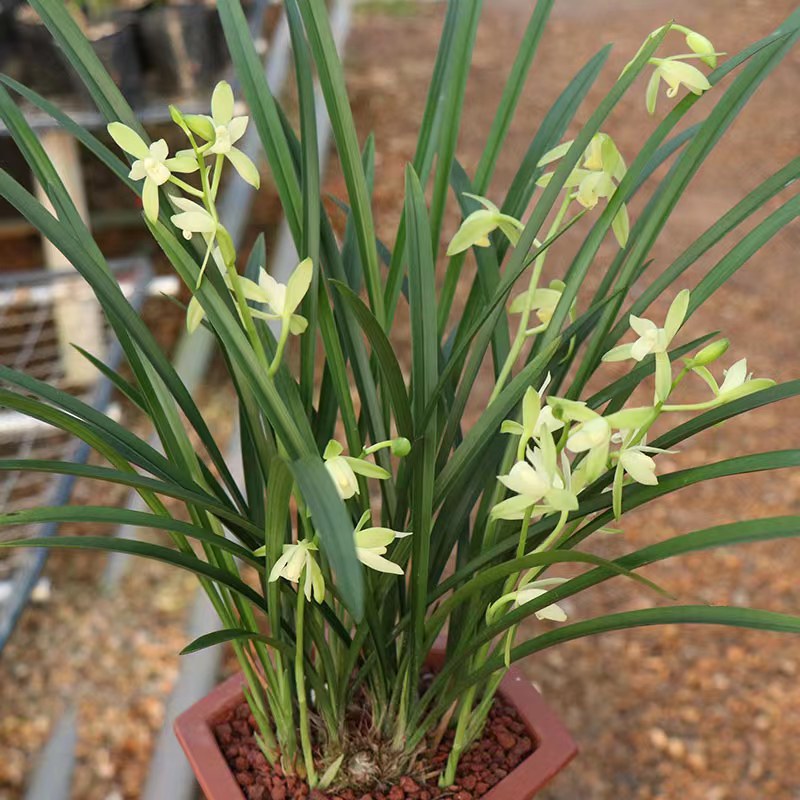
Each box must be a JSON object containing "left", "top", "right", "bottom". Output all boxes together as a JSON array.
[
  {"left": 0, "top": 364, "right": 234, "bottom": 800},
  {"left": 339, "top": 1, "right": 800, "bottom": 799},
  {"left": 0, "top": 1, "right": 798, "bottom": 798}
]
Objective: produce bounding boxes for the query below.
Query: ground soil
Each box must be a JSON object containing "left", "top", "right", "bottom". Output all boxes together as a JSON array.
[
  {"left": 0, "top": 1, "right": 798, "bottom": 799},
  {"left": 217, "top": 690, "right": 533, "bottom": 800}
]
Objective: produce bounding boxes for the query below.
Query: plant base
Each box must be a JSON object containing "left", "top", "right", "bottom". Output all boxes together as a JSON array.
[{"left": 175, "top": 656, "right": 577, "bottom": 800}]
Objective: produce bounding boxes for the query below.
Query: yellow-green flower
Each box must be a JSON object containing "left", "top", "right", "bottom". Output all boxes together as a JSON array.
[
  {"left": 446, "top": 194, "right": 524, "bottom": 256},
  {"left": 602, "top": 290, "right": 690, "bottom": 402},
  {"left": 491, "top": 445, "right": 577, "bottom": 521},
  {"left": 537, "top": 133, "right": 630, "bottom": 247},
  {"left": 322, "top": 440, "right": 391, "bottom": 500},
  {"left": 107, "top": 122, "right": 197, "bottom": 220},
  {"left": 500, "top": 376, "right": 563, "bottom": 448},
  {"left": 354, "top": 526, "right": 411, "bottom": 575},
  {"left": 646, "top": 59, "right": 712, "bottom": 115},
  {"left": 709, "top": 358, "right": 774, "bottom": 403},
  {"left": 170, "top": 197, "right": 217, "bottom": 241},
  {"left": 551, "top": 400, "right": 654, "bottom": 483},
  {"left": 509, "top": 279, "right": 574, "bottom": 335},
  {"left": 515, "top": 581, "right": 568, "bottom": 622},
  {"left": 268, "top": 539, "right": 325, "bottom": 603},
  {"left": 185, "top": 81, "right": 260, "bottom": 188},
  {"left": 241, "top": 258, "right": 314, "bottom": 335},
  {"left": 487, "top": 577, "right": 568, "bottom": 625}
]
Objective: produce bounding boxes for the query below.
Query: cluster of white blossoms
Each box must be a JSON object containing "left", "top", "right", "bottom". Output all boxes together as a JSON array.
[
  {"left": 108, "top": 81, "right": 414, "bottom": 605},
  {"left": 489, "top": 288, "right": 773, "bottom": 623}
]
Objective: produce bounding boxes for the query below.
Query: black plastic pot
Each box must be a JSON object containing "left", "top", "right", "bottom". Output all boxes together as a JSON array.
[
  {"left": 9, "top": 8, "right": 76, "bottom": 98},
  {"left": 137, "top": 2, "right": 221, "bottom": 96},
  {"left": 84, "top": 16, "right": 145, "bottom": 107}
]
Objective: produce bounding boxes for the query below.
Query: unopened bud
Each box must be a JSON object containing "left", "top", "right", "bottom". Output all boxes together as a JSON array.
[
  {"left": 391, "top": 437, "right": 412, "bottom": 457},
  {"left": 690, "top": 338, "right": 729, "bottom": 367},
  {"left": 686, "top": 31, "right": 717, "bottom": 68}
]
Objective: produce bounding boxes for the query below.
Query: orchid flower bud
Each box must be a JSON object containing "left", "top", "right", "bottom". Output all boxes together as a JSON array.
[{"left": 686, "top": 30, "right": 718, "bottom": 68}]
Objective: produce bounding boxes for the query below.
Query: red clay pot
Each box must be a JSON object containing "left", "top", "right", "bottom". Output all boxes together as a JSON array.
[{"left": 175, "top": 654, "right": 577, "bottom": 800}]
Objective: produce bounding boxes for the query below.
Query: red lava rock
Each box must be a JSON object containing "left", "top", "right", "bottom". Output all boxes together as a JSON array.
[
  {"left": 399, "top": 776, "right": 420, "bottom": 793},
  {"left": 216, "top": 722, "right": 233, "bottom": 744},
  {"left": 215, "top": 693, "right": 534, "bottom": 799}
]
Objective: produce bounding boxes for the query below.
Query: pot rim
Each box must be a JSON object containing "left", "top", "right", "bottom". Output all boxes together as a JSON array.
[{"left": 175, "top": 654, "right": 577, "bottom": 800}]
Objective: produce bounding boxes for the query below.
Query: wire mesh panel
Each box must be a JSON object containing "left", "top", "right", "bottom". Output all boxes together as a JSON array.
[{"left": 0, "top": 258, "right": 152, "bottom": 650}]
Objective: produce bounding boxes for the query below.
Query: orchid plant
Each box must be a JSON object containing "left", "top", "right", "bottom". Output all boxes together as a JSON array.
[{"left": 1, "top": 0, "right": 799, "bottom": 793}]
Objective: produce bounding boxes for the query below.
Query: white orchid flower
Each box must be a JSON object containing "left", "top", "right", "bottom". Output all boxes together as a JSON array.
[
  {"left": 446, "top": 194, "right": 524, "bottom": 256},
  {"left": 610, "top": 431, "right": 676, "bottom": 517},
  {"left": 646, "top": 58, "right": 712, "bottom": 115},
  {"left": 170, "top": 197, "right": 217, "bottom": 241},
  {"left": 185, "top": 81, "right": 259, "bottom": 188},
  {"left": 323, "top": 440, "right": 391, "bottom": 500},
  {"left": 353, "top": 526, "right": 411, "bottom": 575},
  {"left": 268, "top": 539, "right": 325, "bottom": 603},
  {"left": 509, "top": 280, "right": 575, "bottom": 335},
  {"left": 487, "top": 577, "right": 568, "bottom": 626},
  {"left": 241, "top": 258, "right": 314, "bottom": 335},
  {"left": 107, "top": 122, "right": 198, "bottom": 221},
  {"left": 537, "top": 132, "right": 630, "bottom": 247},
  {"left": 492, "top": 444, "right": 577, "bottom": 521},
  {"left": 602, "top": 290, "right": 691, "bottom": 402},
  {"left": 619, "top": 448, "right": 659, "bottom": 486},
  {"left": 515, "top": 581, "right": 568, "bottom": 622},
  {"left": 709, "top": 358, "right": 774, "bottom": 403},
  {"left": 718, "top": 358, "right": 751, "bottom": 395},
  {"left": 501, "top": 374, "right": 565, "bottom": 444},
  {"left": 553, "top": 399, "right": 654, "bottom": 484}
]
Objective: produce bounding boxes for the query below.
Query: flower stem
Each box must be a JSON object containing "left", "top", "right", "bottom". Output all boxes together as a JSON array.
[
  {"left": 295, "top": 586, "right": 318, "bottom": 788},
  {"left": 489, "top": 192, "right": 572, "bottom": 404},
  {"left": 167, "top": 176, "right": 204, "bottom": 198},
  {"left": 268, "top": 322, "right": 290, "bottom": 376}
]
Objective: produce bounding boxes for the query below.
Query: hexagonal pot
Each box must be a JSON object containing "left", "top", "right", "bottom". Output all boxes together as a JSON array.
[{"left": 175, "top": 652, "right": 577, "bottom": 799}]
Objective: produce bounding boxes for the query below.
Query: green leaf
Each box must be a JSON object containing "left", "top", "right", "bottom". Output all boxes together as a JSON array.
[
  {"left": 296, "top": 0, "right": 384, "bottom": 325},
  {"left": 404, "top": 165, "right": 439, "bottom": 693},
  {"left": 180, "top": 629, "right": 293, "bottom": 657},
  {"left": 0, "top": 505, "right": 260, "bottom": 566},
  {"left": 455, "top": 605, "right": 800, "bottom": 705},
  {"left": 608, "top": 158, "right": 800, "bottom": 344},
  {"left": 0, "top": 75, "right": 135, "bottom": 190},
  {"left": 0, "top": 459, "right": 261, "bottom": 543},
  {"left": 0, "top": 535, "right": 264, "bottom": 607},
  {"left": 28, "top": 0, "right": 140, "bottom": 130},
  {"left": 474, "top": 0, "right": 554, "bottom": 190},
  {"left": 331, "top": 281, "right": 414, "bottom": 439},
  {"left": 428, "top": 0, "right": 481, "bottom": 252},
  {"left": 217, "top": 0, "right": 301, "bottom": 241}
]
